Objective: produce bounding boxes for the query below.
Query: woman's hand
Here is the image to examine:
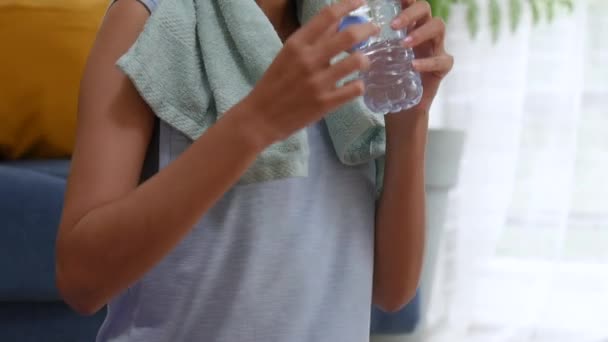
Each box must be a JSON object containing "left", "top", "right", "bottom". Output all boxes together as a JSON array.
[
  {"left": 392, "top": 0, "right": 454, "bottom": 112},
  {"left": 373, "top": 1, "right": 453, "bottom": 311},
  {"left": 242, "top": 0, "right": 379, "bottom": 145}
]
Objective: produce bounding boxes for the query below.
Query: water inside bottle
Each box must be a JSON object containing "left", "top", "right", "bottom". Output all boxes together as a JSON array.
[
  {"left": 342, "top": 0, "right": 423, "bottom": 114},
  {"left": 360, "top": 39, "right": 423, "bottom": 114}
]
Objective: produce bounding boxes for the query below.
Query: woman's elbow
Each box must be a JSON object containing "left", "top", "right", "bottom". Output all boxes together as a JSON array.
[
  {"left": 373, "top": 283, "right": 418, "bottom": 313},
  {"left": 56, "top": 268, "right": 105, "bottom": 316},
  {"left": 55, "top": 253, "right": 105, "bottom": 316}
]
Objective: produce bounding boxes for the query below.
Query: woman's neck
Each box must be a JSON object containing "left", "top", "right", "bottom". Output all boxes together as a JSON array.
[{"left": 256, "top": 0, "right": 299, "bottom": 42}]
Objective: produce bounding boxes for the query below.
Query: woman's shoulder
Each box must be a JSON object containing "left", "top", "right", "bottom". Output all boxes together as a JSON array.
[
  {"left": 112, "top": 0, "right": 159, "bottom": 13},
  {"left": 137, "top": 0, "right": 159, "bottom": 13}
]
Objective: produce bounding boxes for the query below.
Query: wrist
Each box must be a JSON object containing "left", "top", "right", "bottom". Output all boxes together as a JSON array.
[
  {"left": 383, "top": 109, "right": 428, "bottom": 165},
  {"left": 385, "top": 108, "right": 429, "bottom": 143},
  {"left": 221, "top": 100, "right": 274, "bottom": 154}
]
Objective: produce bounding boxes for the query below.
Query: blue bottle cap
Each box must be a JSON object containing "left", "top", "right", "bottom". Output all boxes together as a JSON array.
[{"left": 338, "top": 15, "right": 370, "bottom": 51}]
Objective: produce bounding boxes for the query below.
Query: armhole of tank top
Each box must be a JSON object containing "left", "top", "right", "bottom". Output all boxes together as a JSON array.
[
  {"left": 139, "top": 117, "right": 160, "bottom": 183},
  {"left": 105, "top": 0, "right": 156, "bottom": 181},
  {"left": 108, "top": 0, "right": 160, "bottom": 184},
  {"left": 109, "top": 0, "right": 153, "bottom": 14}
]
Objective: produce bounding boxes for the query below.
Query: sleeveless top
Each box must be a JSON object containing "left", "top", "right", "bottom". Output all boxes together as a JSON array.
[{"left": 97, "top": 1, "right": 377, "bottom": 341}]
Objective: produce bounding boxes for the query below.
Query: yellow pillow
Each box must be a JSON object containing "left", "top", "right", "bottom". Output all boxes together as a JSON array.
[{"left": 0, "top": 0, "right": 107, "bottom": 159}]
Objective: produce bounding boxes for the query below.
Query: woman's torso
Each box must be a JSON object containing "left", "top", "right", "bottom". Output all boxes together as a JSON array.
[
  {"left": 97, "top": 1, "right": 377, "bottom": 341},
  {"left": 97, "top": 121, "right": 377, "bottom": 342}
]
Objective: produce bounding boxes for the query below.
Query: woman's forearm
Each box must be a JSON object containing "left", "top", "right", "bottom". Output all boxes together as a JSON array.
[
  {"left": 56, "top": 103, "right": 268, "bottom": 315},
  {"left": 373, "top": 110, "right": 428, "bottom": 312}
]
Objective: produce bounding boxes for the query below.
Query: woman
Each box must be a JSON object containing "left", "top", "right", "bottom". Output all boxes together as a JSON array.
[{"left": 55, "top": 0, "right": 453, "bottom": 340}]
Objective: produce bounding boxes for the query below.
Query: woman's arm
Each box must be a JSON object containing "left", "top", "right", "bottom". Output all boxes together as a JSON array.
[
  {"left": 373, "top": 112, "right": 427, "bottom": 312},
  {"left": 56, "top": 0, "right": 268, "bottom": 316},
  {"left": 371, "top": 0, "right": 454, "bottom": 312},
  {"left": 57, "top": 0, "right": 378, "bottom": 316}
]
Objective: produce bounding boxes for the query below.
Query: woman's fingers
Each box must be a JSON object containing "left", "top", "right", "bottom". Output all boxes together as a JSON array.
[
  {"left": 412, "top": 54, "right": 454, "bottom": 74},
  {"left": 391, "top": 0, "right": 432, "bottom": 29},
  {"left": 293, "top": 0, "right": 364, "bottom": 44},
  {"left": 403, "top": 17, "right": 446, "bottom": 48},
  {"left": 317, "top": 22, "right": 379, "bottom": 61},
  {"left": 322, "top": 79, "right": 366, "bottom": 111},
  {"left": 321, "top": 52, "right": 370, "bottom": 85},
  {"left": 317, "top": 21, "right": 342, "bottom": 44}
]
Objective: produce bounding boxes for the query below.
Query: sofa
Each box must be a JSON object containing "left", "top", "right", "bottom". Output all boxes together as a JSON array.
[
  {"left": 1, "top": 1, "right": 108, "bottom": 339},
  {"left": 0, "top": 160, "right": 106, "bottom": 342}
]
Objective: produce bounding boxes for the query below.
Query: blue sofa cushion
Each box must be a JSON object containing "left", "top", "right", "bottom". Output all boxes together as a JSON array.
[
  {"left": 0, "top": 160, "right": 70, "bottom": 301},
  {"left": 370, "top": 291, "right": 421, "bottom": 335},
  {"left": 0, "top": 302, "right": 106, "bottom": 342},
  {"left": 3, "top": 160, "right": 71, "bottom": 178}
]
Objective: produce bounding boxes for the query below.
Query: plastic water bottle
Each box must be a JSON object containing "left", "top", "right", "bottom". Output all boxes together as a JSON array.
[{"left": 339, "top": 0, "right": 423, "bottom": 114}]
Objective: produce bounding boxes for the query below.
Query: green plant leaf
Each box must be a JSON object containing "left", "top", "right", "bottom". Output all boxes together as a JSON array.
[
  {"left": 437, "top": 0, "right": 574, "bottom": 42},
  {"left": 561, "top": 0, "right": 574, "bottom": 12},
  {"left": 428, "top": 0, "right": 439, "bottom": 15},
  {"left": 437, "top": 0, "right": 451, "bottom": 21},
  {"left": 489, "top": 0, "right": 501, "bottom": 41},
  {"left": 529, "top": 0, "right": 541, "bottom": 25},
  {"left": 509, "top": 0, "right": 523, "bottom": 33},
  {"left": 546, "top": 0, "right": 556, "bottom": 21},
  {"left": 428, "top": 0, "right": 451, "bottom": 20},
  {"left": 442, "top": 1, "right": 452, "bottom": 21},
  {"left": 464, "top": 0, "right": 480, "bottom": 39}
]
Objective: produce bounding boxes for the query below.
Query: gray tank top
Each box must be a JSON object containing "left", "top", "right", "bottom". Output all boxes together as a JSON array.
[{"left": 98, "top": 1, "right": 377, "bottom": 341}]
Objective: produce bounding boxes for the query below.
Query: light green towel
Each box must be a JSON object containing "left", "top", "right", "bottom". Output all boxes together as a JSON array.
[{"left": 118, "top": 0, "right": 386, "bottom": 191}]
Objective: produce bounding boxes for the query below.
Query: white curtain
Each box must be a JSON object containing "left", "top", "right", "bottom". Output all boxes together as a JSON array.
[{"left": 426, "top": 0, "right": 608, "bottom": 341}]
